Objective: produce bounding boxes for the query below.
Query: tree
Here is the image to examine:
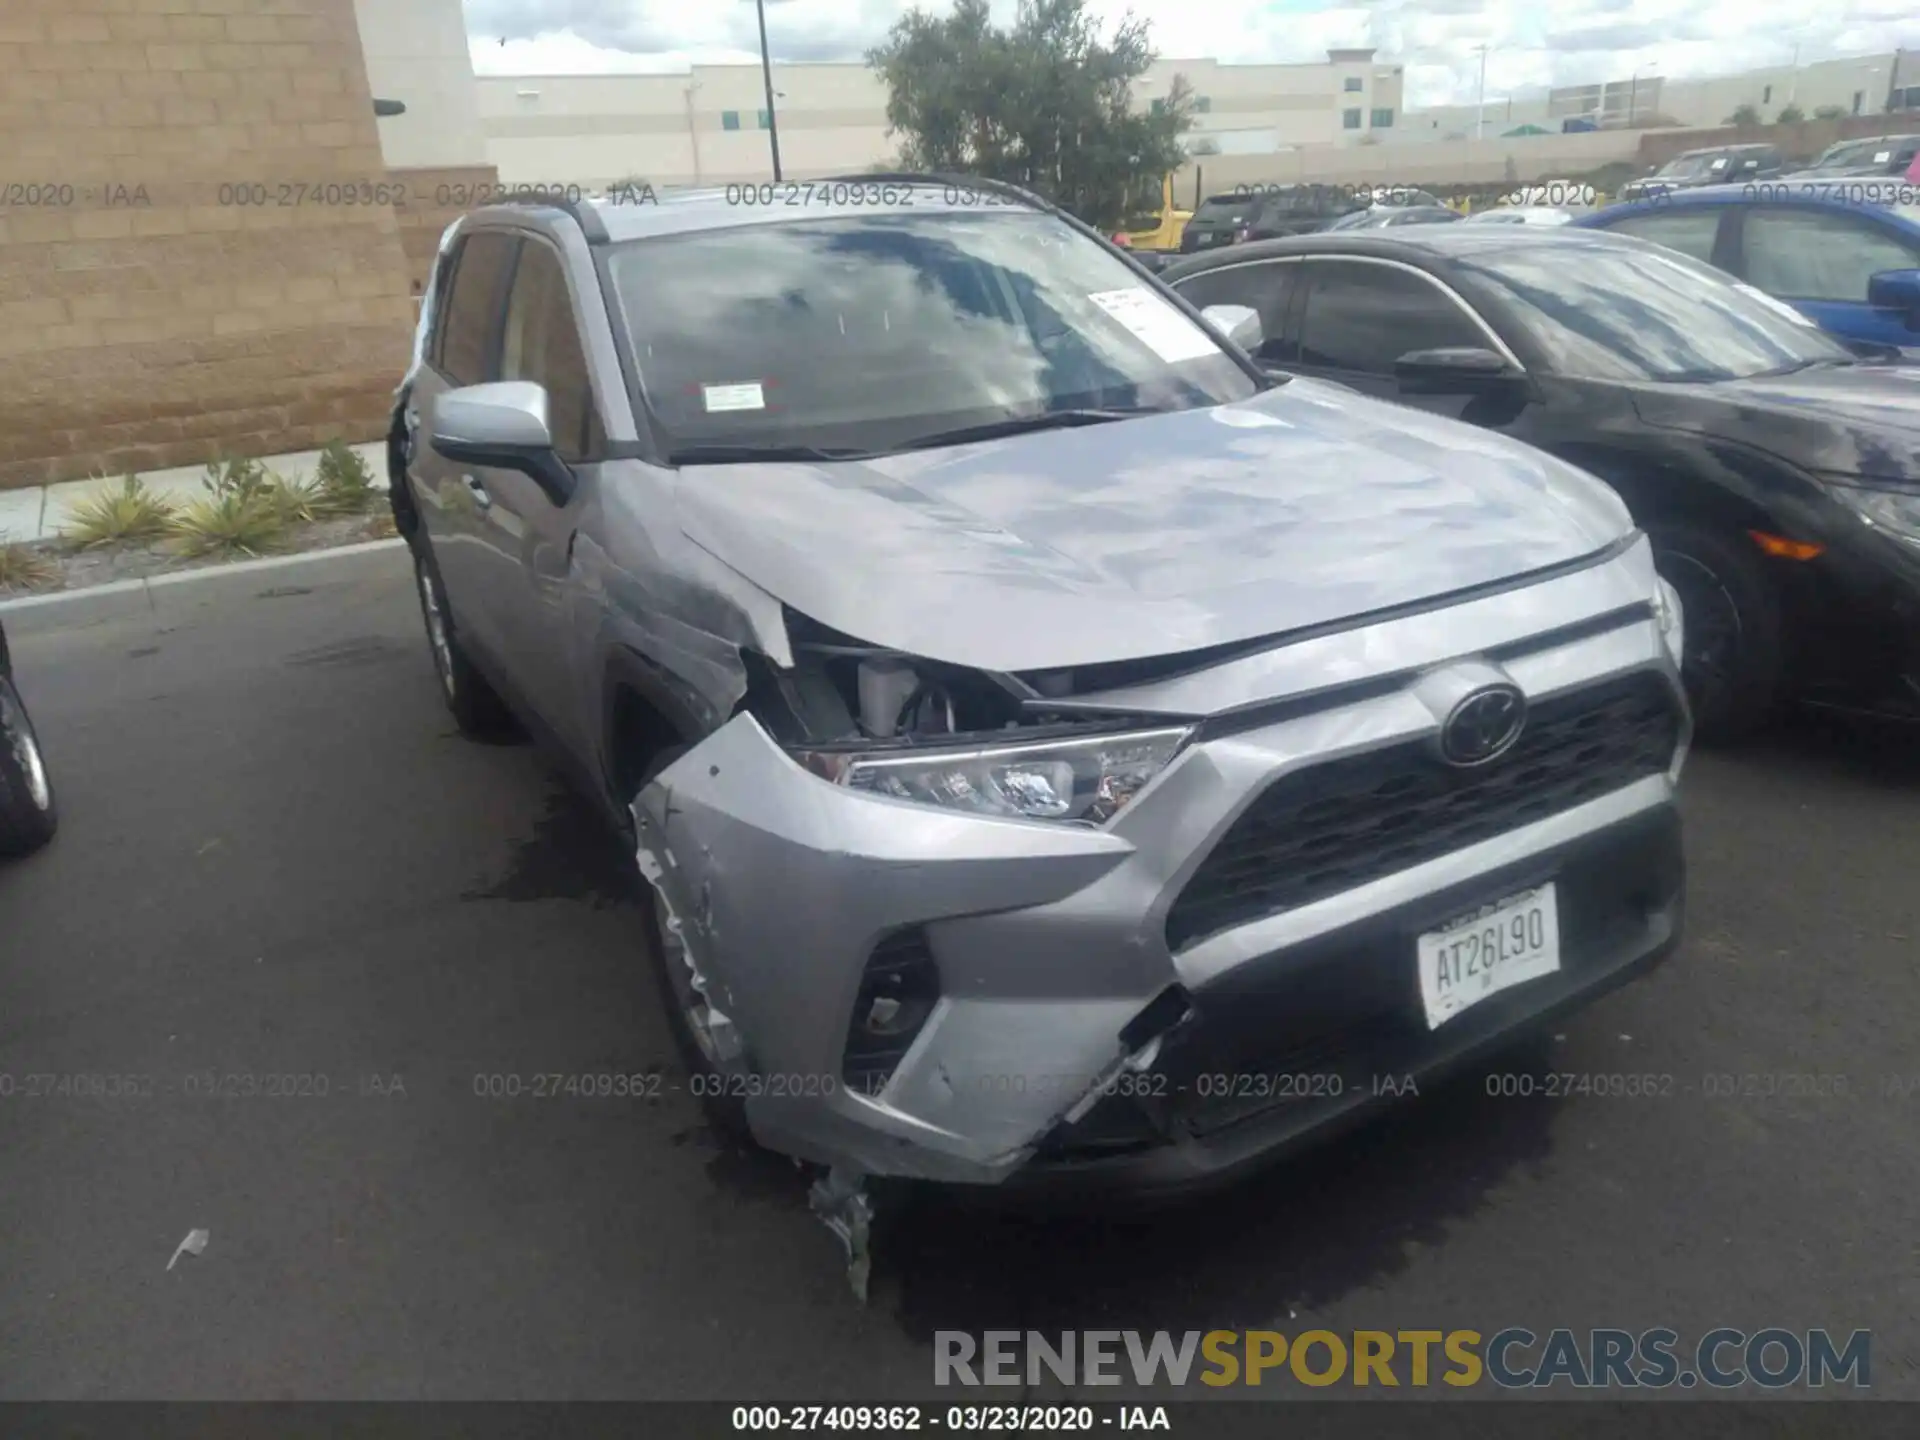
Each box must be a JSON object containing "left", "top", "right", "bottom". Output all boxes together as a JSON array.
[
  {"left": 1776, "top": 103, "right": 1805, "bottom": 124},
  {"left": 1725, "top": 103, "right": 1761, "bottom": 126},
  {"left": 1812, "top": 104, "right": 1847, "bottom": 120},
  {"left": 866, "top": 0, "right": 1192, "bottom": 229}
]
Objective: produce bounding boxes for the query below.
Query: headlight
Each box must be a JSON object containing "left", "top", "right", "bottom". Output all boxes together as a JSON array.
[
  {"left": 1829, "top": 484, "right": 1920, "bottom": 548},
  {"left": 796, "top": 727, "right": 1192, "bottom": 826},
  {"left": 1653, "top": 576, "right": 1685, "bottom": 665}
]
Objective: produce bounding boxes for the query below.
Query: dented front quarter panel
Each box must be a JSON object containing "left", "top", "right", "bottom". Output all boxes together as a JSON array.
[{"left": 633, "top": 714, "right": 1158, "bottom": 1182}]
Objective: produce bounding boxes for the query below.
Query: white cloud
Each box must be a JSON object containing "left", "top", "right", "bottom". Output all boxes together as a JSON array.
[{"left": 463, "top": 0, "right": 1920, "bottom": 107}]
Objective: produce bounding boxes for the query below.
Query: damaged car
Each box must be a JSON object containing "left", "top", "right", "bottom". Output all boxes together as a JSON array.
[{"left": 387, "top": 178, "right": 1689, "bottom": 1221}]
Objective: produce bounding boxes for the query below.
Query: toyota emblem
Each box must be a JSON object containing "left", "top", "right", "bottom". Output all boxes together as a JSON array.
[{"left": 1440, "top": 684, "right": 1528, "bottom": 767}]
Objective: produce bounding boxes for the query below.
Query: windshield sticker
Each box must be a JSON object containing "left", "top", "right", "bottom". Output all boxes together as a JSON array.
[
  {"left": 702, "top": 382, "right": 766, "bottom": 413},
  {"left": 1875, "top": 151, "right": 1892, "bottom": 164},
  {"left": 1087, "top": 288, "right": 1218, "bottom": 363}
]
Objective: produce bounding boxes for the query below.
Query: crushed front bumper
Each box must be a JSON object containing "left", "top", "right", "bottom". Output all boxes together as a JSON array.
[{"left": 634, "top": 564, "right": 1689, "bottom": 1191}]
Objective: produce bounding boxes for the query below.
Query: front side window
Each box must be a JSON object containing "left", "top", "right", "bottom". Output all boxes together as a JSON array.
[
  {"left": 1459, "top": 240, "right": 1854, "bottom": 383},
  {"left": 437, "top": 232, "right": 519, "bottom": 386},
  {"left": 500, "top": 242, "right": 598, "bottom": 463},
  {"left": 1601, "top": 207, "right": 1724, "bottom": 264},
  {"left": 1295, "top": 261, "right": 1488, "bottom": 375},
  {"left": 1173, "top": 261, "right": 1301, "bottom": 365},
  {"left": 1741, "top": 208, "right": 1920, "bottom": 302},
  {"left": 605, "top": 210, "right": 1258, "bottom": 454}
]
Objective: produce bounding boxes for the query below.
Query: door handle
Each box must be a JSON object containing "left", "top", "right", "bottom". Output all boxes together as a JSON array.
[{"left": 462, "top": 474, "right": 492, "bottom": 510}]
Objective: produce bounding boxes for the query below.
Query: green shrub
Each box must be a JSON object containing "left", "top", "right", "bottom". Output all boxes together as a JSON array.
[
  {"left": 314, "top": 439, "right": 380, "bottom": 516},
  {"left": 63, "top": 473, "right": 177, "bottom": 549},
  {"left": 169, "top": 487, "right": 287, "bottom": 559}
]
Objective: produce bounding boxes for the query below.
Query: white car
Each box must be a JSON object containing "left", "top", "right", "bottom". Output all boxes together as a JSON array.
[{"left": 1467, "top": 205, "right": 1580, "bottom": 226}]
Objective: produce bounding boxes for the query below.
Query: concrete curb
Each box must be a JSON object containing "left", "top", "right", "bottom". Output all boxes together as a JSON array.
[{"left": 0, "top": 539, "right": 409, "bottom": 634}]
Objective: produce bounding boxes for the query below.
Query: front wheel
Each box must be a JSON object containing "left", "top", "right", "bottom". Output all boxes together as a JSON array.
[
  {"left": 0, "top": 671, "right": 57, "bottom": 857},
  {"left": 1648, "top": 520, "right": 1784, "bottom": 744},
  {"left": 410, "top": 543, "right": 516, "bottom": 740}
]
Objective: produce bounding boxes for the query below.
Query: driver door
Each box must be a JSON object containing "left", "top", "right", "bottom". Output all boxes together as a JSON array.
[{"left": 466, "top": 235, "right": 604, "bottom": 756}]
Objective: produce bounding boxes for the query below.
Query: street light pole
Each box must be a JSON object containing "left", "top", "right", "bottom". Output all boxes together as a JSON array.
[
  {"left": 753, "top": 0, "right": 783, "bottom": 182},
  {"left": 1474, "top": 45, "right": 1489, "bottom": 141}
]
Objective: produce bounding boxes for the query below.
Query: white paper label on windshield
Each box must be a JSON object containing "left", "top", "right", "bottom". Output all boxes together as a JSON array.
[
  {"left": 702, "top": 382, "right": 765, "bottom": 413},
  {"left": 1732, "top": 283, "right": 1821, "bottom": 328},
  {"left": 1874, "top": 151, "right": 1893, "bottom": 164},
  {"left": 1087, "top": 287, "right": 1218, "bottom": 363}
]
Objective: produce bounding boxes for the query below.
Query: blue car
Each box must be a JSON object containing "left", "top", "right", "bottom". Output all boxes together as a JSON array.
[{"left": 1575, "top": 182, "right": 1920, "bottom": 356}]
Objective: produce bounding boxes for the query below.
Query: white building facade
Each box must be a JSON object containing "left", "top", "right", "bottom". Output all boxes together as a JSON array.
[{"left": 476, "top": 51, "right": 1407, "bottom": 188}]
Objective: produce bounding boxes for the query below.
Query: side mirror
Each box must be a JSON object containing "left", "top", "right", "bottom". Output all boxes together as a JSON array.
[
  {"left": 431, "top": 382, "right": 575, "bottom": 504},
  {"left": 1198, "top": 303, "right": 1264, "bottom": 351},
  {"left": 1392, "top": 346, "right": 1518, "bottom": 395},
  {"left": 1866, "top": 268, "right": 1920, "bottom": 330}
]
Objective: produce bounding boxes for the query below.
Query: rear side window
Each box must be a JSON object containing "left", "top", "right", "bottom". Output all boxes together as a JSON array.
[
  {"left": 1174, "top": 261, "right": 1301, "bottom": 364},
  {"left": 1194, "top": 195, "right": 1254, "bottom": 223},
  {"left": 1602, "top": 208, "right": 1723, "bottom": 264},
  {"left": 1741, "top": 208, "right": 1920, "bottom": 302},
  {"left": 500, "top": 241, "right": 599, "bottom": 463},
  {"left": 1295, "top": 261, "right": 1487, "bottom": 375},
  {"left": 437, "top": 232, "right": 519, "bottom": 386}
]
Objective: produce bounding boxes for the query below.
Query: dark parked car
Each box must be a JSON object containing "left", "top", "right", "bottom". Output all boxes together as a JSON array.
[
  {"left": 1575, "top": 185, "right": 1920, "bottom": 357},
  {"left": 1179, "top": 185, "right": 1381, "bottom": 253},
  {"left": 1163, "top": 226, "right": 1920, "bottom": 739},
  {"left": 0, "top": 618, "right": 57, "bottom": 857},
  {"left": 1784, "top": 135, "right": 1920, "bottom": 180},
  {"left": 1619, "top": 144, "right": 1785, "bottom": 201}
]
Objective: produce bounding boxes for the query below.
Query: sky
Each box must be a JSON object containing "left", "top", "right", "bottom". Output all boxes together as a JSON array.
[{"left": 461, "top": 0, "right": 1920, "bottom": 110}]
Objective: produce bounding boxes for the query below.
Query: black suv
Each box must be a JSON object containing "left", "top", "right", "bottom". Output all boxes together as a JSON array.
[
  {"left": 1180, "top": 184, "right": 1382, "bottom": 252},
  {"left": 1620, "top": 143, "right": 1785, "bottom": 200},
  {"left": 1783, "top": 134, "right": 1920, "bottom": 180}
]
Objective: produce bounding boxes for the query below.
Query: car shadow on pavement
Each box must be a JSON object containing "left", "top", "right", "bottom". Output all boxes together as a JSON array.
[{"left": 879, "top": 1055, "right": 1566, "bottom": 1340}]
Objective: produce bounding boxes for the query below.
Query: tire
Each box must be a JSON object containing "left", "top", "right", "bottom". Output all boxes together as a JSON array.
[
  {"left": 630, "top": 744, "right": 755, "bottom": 1142},
  {"left": 0, "top": 671, "right": 58, "bottom": 858},
  {"left": 1648, "top": 520, "right": 1784, "bottom": 745},
  {"left": 409, "top": 541, "right": 517, "bottom": 740}
]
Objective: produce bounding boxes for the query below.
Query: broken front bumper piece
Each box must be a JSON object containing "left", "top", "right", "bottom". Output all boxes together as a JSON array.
[{"left": 633, "top": 611, "right": 1687, "bottom": 1195}]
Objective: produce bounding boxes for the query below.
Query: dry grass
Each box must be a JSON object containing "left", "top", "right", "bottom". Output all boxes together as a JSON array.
[
  {"left": 0, "top": 538, "right": 59, "bottom": 593},
  {"left": 63, "top": 474, "right": 178, "bottom": 549},
  {"left": 167, "top": 491, "right": 288, "bottom": 559}
]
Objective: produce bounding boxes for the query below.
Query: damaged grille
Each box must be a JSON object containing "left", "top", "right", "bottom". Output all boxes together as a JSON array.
[
  {"left": 1165, "top": 672, "right": 1682, "bottom": 950},
  {"left": 842, "top": 926, "right": 941, "bottom": 1094}
]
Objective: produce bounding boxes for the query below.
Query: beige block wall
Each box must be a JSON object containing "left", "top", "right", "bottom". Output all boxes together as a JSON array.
[{"left": 0, "top": 0, "right": 418, "bottom": 490}]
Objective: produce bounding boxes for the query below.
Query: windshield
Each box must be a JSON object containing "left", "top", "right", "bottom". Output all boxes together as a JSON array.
[
  {"left": 1807, "top": 140, "right": 1882, "bottom": 172},
  {"left": 1459, "top": 241, "right": 1855, "bottom": 383},
  {"left": 605, "top": 211, "right": 1258, "bottom": 455},
  {"left": 1656, "top": 154, "right": 1716, "bottom": 179},
  {"left": 1193, "top": 196, "right": 1253, "bottom": 222}
]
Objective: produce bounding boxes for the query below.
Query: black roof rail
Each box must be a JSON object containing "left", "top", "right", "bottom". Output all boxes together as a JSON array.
[{"left": 485, "top": 190, "right": 611, "bottom": 245}]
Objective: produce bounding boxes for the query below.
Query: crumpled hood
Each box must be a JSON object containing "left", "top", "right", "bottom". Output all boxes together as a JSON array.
[
  {"left": 671, "top": 381, "right": 1634, "bottom": 671},
  {"left": 1630, "top": 364, "right": 1920, "bottom": 486}
]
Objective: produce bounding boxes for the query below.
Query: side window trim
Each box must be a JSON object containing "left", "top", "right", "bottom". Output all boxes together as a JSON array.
[
  {"left": 501, "top": 231, "right": 605, "bottom": 464},
  {"left": 1172, "top": 256, "right": 1305, "bottom": 358},
  {"left": 436, "top": 231, "right": 521, "bottom": 388},
  {"left": 427, "top": 236, "right": 465, "bottom": 373},
  {"left": 1296, "top": 255, "right": 1524, "bottom": 370}
]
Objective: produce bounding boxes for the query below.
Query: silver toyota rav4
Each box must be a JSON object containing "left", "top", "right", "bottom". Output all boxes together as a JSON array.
[{"left": 390, "top": 179, "right": 1688, "bottom": 1212}]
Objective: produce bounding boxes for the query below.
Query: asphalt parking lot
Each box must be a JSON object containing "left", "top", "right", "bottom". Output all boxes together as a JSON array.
[{"left": 1, "top": 544, "right": 1916, "bottom": 1401}]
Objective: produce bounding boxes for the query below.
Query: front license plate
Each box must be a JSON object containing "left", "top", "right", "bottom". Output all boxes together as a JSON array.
[{"left": 1416, "top": 884, "right": 1561, "bottom": 1031}]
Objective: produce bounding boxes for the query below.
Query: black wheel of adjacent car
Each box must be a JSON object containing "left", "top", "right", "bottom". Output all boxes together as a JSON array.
[
  {"left": 409, "top": 542, "right": 517, "bottom": 740},
  {"left": 0, "top": 671, "right": 58, "bottom": 858},
  {"left": 630, "top": 745, "right": 755, "bottom": 1142},
  {"left": 1648, "top": 520, "right": 1784, "bottom": 744}
]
